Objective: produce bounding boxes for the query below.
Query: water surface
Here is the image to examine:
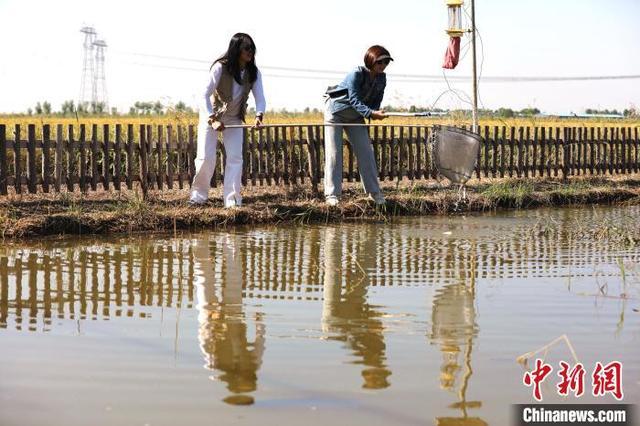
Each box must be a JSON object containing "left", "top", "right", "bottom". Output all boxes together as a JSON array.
[{"left": 1, "top": 206, "right": 639, "bottom": 425}]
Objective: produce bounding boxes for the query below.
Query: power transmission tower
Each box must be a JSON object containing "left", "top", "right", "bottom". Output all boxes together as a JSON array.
[
  {"left": 93, "top": 39, "right": 108, "bottom": 112},
  {"left": 79, "top": 26, "right": 97, "bottom": 110}
]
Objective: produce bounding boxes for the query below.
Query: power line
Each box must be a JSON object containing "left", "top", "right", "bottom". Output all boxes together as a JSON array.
[{"left": 114, "top": 50, "right": 640, "bottom": 82}]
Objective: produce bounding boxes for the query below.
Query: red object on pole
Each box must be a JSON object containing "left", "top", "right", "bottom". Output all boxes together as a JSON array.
[{"left": 442, "top": 37, "right": 461, "bottom": 69}]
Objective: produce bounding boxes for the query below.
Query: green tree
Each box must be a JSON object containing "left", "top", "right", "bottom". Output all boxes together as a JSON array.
[
  {"left": 60, "top": 100, "right": 76, "bottom": 116},
  {"left": 153, "top": 101, "right": 164, "bottom": 115},
  {"left": 519, "top": 107, "right": 540, "bottom": 116},
  {"left": 496, "top": 107, "right": 515, "bottom": 118}
]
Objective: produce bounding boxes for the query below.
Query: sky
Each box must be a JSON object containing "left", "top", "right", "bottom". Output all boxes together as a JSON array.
[{"left": 0, "top": 0, "right": 639, "bottom": 115}]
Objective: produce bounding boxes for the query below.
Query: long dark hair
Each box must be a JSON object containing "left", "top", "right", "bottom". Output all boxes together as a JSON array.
[{"left": 212, "top": 33, "right": 258, "bottom": 84}]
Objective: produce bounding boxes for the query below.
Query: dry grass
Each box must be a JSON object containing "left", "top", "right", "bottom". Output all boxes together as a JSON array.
[
  {"left": 2, "top": 113, "right": 639, "bottom": 133},
  {"left": 0, "top": 175, "right": 638, "bottom": 239}
]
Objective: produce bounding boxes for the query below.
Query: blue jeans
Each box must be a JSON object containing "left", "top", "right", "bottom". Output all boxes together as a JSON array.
[{"left": 323, "top": 101, "right": 382, "bottom": 198}]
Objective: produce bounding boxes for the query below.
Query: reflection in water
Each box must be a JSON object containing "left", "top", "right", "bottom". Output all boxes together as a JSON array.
[
  {"left": 0, "top": 206, "right": 638, "bottom": 420},
  {"left": 322, "top": 226, "right": 391, "bottom": 389},
  {"left": 0, "top": 241, "right": 196, "bottom": 332},
  {"left": 193, "top": 234, "right": 265, "bottom": 405},
  {"left": 429, "top": 253, "right": 486, "bottom": 426}
]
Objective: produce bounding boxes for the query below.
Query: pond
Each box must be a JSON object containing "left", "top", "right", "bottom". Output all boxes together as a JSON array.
[{"left": 1, "top": 206, "right": 639, "bottom": 425}]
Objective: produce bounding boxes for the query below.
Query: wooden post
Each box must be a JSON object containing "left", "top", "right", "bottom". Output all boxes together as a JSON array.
[
  {"left": 256, "top": 128, "right": 264, "bottom": 185},
  {"left": 14, "top": 125, "right": 22, "bottom": 194},
  {"left": 139, "top": 124, "right": 148, "bottom": 199},
  {"left": 283, "top": 126, "right": 291, "bottom": 185},
  {"left": 589, "top": 127, "right": 595, "bottom": 175},
  {"left": 316, "top": 125, "right": 323, "bottom": 184},
  {"left": 516, "top": 126, "right": 524, "bottom": 178},
  {"left": 53, "top": 124, "right": 64, "bottom": 192},
  {"left": 176, "top": 126, "right": 184, "bottom": 189},
  {"left": 601, "top": 128, "right": 608, "bottom": 175},
  {"left": 272, "top": 127, "right": 281, "bottom": 185},
  {"left": 584, "top": 126, "right": 591, "bottom": 175},
  {"left": 305, "top": 125, "right": 319, "bottom": 195},
  {"left": 67, "top": 125, "right": 75, "bottom": 192},
  {"left": 166, "top": 125, "right": 174, "bottom": 190},
  {"left": 114, "top": 124, "right": 122, "bottom": 191},
  {"left": 389, "top": 126, "right": 397, "bottom": 181},
  {"left": 266, "top": 127, "right": 273, "bottom": 186},
  {"left": 103, "top": 124, "right": 110, "bottom": 190},
  {"left": 621, "top": 127, "right": 627, "bottom": 174},
  {"left": 0, "top": 124, "right": 6, "bottom": 195},
  {"left": 297, "top": 126, "right": 305, "bottom": 184},
  {"left": 539, "top": 127, "right": 547, "bottom": 177},
  {"left": 491, "top": 126, "right": 498, "bottom": 177},
  {"left": 562, "top": 127, "right": 570, "bottom": 180},
  {"left": 380, "top": 126, "right": 388, "bottom": 181},
  {"left": 507, "top": 126, "right": 515, "bottom": 178},
  {"left": 126, "top": 124, "right": 134, "bottom": 190},
  {"left": 188, "top": 125, "right": 195, "bottom": 184},
  {"left": 90, "top": 124, "right": 98, "bottom": 191},
  {"left": 626, "top": 127, "right": 633, "bottom": 174},
  {"left": 42, "top": 125, "right": 51, "bottom": 193},
  {"left": 13, "top": 124, "right": 22, "bottom": 194},
  {"left": 634, "top": 127, "right": 639, "bottom": 173},
  {"left": 482, "top": 126, "right": 490, "bottom": 178},
  {"left": 80, "top": 124, "right": 89, "bottom": 192},
  {"left": 531, "top": 127, "right": 538, "bottom": 177},
  {"left": 608, "top": 127, "right": 614, "bottom": 175},
  {"left": 249, "top": 128, "right": 257, "bottom": 186},
  {"left": 27, "top": 124, "right": 37, "bottom": 193},
  {"left": 499, "top": 126, "right": 506, "bottom": 178},
  {"left": 575, "top": 127, "right": 582, "bottom": 175},
  {"left": 398, "top": 126, "right": 405, "bottom": 184},
  {"left": 411, "top": 127, "right": 420, "bottom": 179},
  {"left": 146, "top": 125, "right": 155, "bottom": 190},
  {"left": 408, "top": 126, "right": 415, "bottom": 181},
  {"left": 157, "top": 125, "right": 164, "bottom": 189},
  {"left": 241, "top": 128, "right": 249, "bottom": 187}
]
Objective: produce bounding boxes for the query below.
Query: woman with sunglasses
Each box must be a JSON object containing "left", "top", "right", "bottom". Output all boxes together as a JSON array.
[
  {"left": 190, "top": 33, "right": 266, "bottom": 208},
  {"left": 323, "top": 45, "right": 392, "bottom": 206}
]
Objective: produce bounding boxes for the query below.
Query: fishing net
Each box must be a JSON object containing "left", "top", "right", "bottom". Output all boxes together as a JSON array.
[{"left": 430, "top": 125, "right": 482, "bottom": 185}]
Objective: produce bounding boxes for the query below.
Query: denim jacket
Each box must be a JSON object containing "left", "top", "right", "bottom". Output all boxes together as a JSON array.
[{"left": 326, "top": 66, "right": 386, "bottom": 119}]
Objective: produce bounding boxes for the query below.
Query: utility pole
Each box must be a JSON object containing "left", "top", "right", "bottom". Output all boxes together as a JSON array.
[
  {"left": 470, "top": 0, "right": 478, "bottom": 132},
  {"left": 79, "top": 26, "right": 97, "bottom": 110},
  {"left": 93, "top": 39, "right": 109, "bottom": 111}
]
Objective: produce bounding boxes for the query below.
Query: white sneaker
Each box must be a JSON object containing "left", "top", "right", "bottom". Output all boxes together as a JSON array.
[
  {"left": 325, "top": 196, "right": 340, "bottom": 207},
  {"left": 188, "top": 199, "right": 206, "bottom": 206},
  {"left": 368, "top": 192, "right": 386, "bottom": 205},
  {"left": 225, "top": 199, "right": 242, "bottom": 209}
]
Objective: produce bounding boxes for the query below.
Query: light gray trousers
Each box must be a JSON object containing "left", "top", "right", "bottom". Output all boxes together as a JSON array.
[{"left": 323, "top": 102, "right": 381, "bottom": 198}]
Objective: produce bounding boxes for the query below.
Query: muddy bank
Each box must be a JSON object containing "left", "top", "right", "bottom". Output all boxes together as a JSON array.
[{"left": 0, "top": 176, "right": 639, "bottom": 239}]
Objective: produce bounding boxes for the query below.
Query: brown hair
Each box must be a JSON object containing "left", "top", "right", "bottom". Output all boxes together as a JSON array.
[{"left": 364, "top": 45, "right": 391, "bottom": 70}]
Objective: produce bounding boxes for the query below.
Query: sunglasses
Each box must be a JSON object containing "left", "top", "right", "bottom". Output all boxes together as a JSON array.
[
  {"left": 242, "top": 46, "right": 256, "bottom": 54},
  {"left": 375, "top": 58, "right": 391, "bottom": 66}
]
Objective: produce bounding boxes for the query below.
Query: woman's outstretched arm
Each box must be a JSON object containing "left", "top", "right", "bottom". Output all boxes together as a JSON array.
[{"left": 251, "top": 69, "right": 266, "bottom": 117}]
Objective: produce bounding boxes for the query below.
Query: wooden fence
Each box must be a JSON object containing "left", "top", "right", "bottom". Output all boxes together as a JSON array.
[{"left": 0, "top": 123, "right": 639, "bottom": 196}]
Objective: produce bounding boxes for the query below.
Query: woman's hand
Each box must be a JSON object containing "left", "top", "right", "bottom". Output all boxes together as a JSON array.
[
  {"left": 210, "top": 120, "right": 225, "bottom": 131},
  {"left": 253, "top": 115, "right": 264, "bottom": 129},
  {"left": 370, "top": 110, "right": 387, "bottom": 120}
]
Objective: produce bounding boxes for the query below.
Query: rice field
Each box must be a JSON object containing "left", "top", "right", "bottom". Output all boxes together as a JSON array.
[{"left": 1, "top": 112, "right": 639, "bottom": 132}]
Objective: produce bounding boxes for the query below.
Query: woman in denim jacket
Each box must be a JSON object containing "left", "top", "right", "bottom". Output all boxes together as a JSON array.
[{"left": 324, "top": 45, "right": 392, "bottom": 206}]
